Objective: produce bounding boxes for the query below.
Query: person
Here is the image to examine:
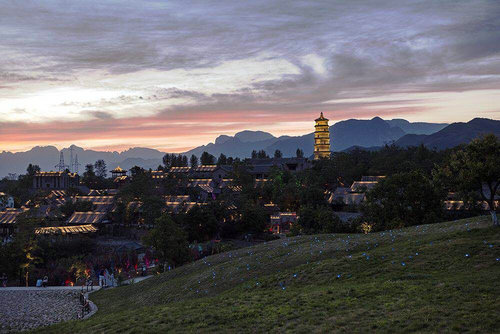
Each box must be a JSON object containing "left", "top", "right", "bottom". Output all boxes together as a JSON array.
[
  {"left": 98, "top": 269, "right": 104, "bottom": 287},
  {"left": 36, "top": 278, "right": 43, "bottom": 287},
  {"left": 142, "top": 264, "right": 146, "bottom": 277},
  {"left": 42, "top": 275, "right": 48, "bottom": 287},
  {"left": 1, "top": 273, "right": 7, "bottom": 287}
]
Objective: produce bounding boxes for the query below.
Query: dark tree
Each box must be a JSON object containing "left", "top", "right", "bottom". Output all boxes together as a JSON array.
[
  {"left": 434, "top": 134, "right": 500, "bottom": 226},
  {"left": 251, "top": 150, "right": 258, "bottom": 159},
  {"left": 143, "top": 214, "right": 190, "bottom": 270},
  {"left": 362, "top": 170, "right": 445, "bottom": 230},
  {"left": 141, "top": 196, "right": 166, "bottom": 226},
  {"left": 26, "top": 164, "right": 40, "bottom": 176},
  {"left": 94, "top": 160, "right": 107, "bottom": 178},
  {"left": 293, "top": 204, "right": 341, "bottom": 234},
  {"left": 257, "top": 150, "right": 269, "bottom": 159},
  {"left": 217, "top": 153, "right": 227, "bottom": 165},
  {"left": 190, "top": 154, "right": 198, "bottom": 168},
  {"left": 274, "top": 150, "right": 283, "bottom": 158},
  {"left": 200, "top": 151, "right": 216, "bottom": 165},
  {"left": 296, "top": 148, "right": 304, "bottom": 158}
]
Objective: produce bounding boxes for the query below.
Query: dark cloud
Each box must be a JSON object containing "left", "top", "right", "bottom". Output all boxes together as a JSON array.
[{"left": 0, "top": 0, "right": 499, "bottom": 122}]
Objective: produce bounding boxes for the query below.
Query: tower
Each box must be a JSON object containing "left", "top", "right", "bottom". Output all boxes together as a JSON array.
[
  {"left": 55, "top": 151, "right": 69, "bottom": 171},
  {"left": 314, "top": 112, "right": 330, "bottom": 160},
  {"left": 69, "top": 146, "right": 74, "bottom": 173},
  {"left": 73, "top": 154, "right": 81, "bottom": 174}
]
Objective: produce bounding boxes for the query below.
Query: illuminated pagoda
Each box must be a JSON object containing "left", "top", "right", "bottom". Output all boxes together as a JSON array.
[
  {"left": 111, "top": 166, "right": 127, "bottom": 179},
  {"left": 314, "top": 112, "right": 330, "bottom": 160}
]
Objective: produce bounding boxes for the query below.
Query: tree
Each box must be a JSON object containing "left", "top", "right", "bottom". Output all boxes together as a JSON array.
[
  {"left": 200, "top": 151, "right": 216, "bottom": 165},
  {"left": 94, "top": 160, "right": 107, "bottom": 178},
  {"left": 362, "top": 170, "right": 445, "bottom": 231},
  {"left": 82, "top": 164, "right": 97, "bottom": 188},
  {"left": 292, "top": 205, "right": 341, "bottom": 234},
  {"left": 274, "top": 150, "right": 283, "bottom": 158},
  {"left": 26, "top": 164, "right": 40, "bottom": 176},
  {"left": 179, "top": 205, "right": 219, "bottom": 242},
  {"left": 257, "top": 150, "right": 269, "bottom": 159},
  {"left": 217, "top": 153, "right": 227, "bottom": 166},
  {"left": 251, "top": 150, "right": 258, "bottom": 159},
  {"left": 240, "top": 202, "right": 268, "bottom": 234},
  {"left": 434, "top": 134, "right": 500, "bottom": 226},
  {"left": 296, "top": 148, "right": 304, "bottom": 158},
  {"left": 141, "top": 196, "right": 166, "bottom": 226},
  {"left": 143, "top": 214, "right": 190, "bottom": 270},
  {"left": 163, "top": 154, "right": 173, "bottom": 168},
  {"left": 190, "top": 155, "right": 198, "bottom": 168},
  {"left": 14, "top": 215, "right": 42, "bottom": 287}
]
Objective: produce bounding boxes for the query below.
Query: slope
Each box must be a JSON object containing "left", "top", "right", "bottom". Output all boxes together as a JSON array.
[{"left": 39, "top": 216, "right": 499, "bottom": 333}]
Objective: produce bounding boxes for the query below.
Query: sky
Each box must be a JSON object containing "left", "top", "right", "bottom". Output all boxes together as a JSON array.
[{"left": 0, "top": 0, "right": 499, "bottom": 153}]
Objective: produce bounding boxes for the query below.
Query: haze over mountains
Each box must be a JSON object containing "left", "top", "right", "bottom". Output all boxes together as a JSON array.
[{"left": 1, "top": 117, "right": 498, "bottom": 178}]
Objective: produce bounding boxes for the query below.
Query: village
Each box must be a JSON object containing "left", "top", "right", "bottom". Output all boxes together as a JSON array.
[{"left": 1, "top": 114, "right": 498, "bottom": 294}]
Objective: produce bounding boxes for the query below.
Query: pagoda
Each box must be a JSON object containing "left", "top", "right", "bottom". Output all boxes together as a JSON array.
[{"left": 314, "top": 112, "right": 330, "bottom": 160}]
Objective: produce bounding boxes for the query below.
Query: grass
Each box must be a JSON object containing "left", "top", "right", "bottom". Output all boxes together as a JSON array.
[{"left": 38, "top": 216, "right": 500, "bottom": 333}]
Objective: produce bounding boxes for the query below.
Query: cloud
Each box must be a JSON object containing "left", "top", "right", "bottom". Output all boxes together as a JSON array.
[{"left": 0, "top": 0, "right": 499, "bottom": 152}]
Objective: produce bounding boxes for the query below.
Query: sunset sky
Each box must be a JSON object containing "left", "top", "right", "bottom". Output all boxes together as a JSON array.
[{"left": 1, "top": 0, "right": 499, "bottom": 152}]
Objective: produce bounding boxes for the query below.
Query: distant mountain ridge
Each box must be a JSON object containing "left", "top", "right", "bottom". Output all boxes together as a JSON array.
[
  {"left": 185, "top": 117, "right": 449, "bottom": 158},
  {"left": 0, "top": 145, "right": 165, "bottom": 178},
  {"left": 395, "top": 118, "right": 500, "bottom": 149},
  {"left": 3, "top": 117, "right": 496, "bottom": 178}
]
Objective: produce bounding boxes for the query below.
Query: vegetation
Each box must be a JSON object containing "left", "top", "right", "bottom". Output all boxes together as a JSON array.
[
  {"left": 362, "top": 170, "right": 446, "bottom": 231},
  {"left": 434, "top": 134, "right": 500, "bottom": 226},
  {"left": 39, "top": 216, "right": 499, "bottom": 333},
  {"left": 143, "top": 214, "right": 191, "bottom": 270}
]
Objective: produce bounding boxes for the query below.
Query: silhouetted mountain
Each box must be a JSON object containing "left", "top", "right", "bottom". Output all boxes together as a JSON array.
[
  {"left": 234, "top": 130, "right": 276, "bottom": 143},
  {"left": 266, "top": 117, "right": 405, "bottom": 157},
  {"left": 0, "top": 145, "right": 166, "bottom": 178},
  {"left": 2, "top": 117, "right": 492, "bottom": 178},
  {"left": 386, "top": 119, "right": 448, "bottom": 135},
  {"left": 395, "top": 118, "right": 500, "bottom": 149}
]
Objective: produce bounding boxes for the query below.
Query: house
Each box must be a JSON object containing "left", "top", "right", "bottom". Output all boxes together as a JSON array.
[
  {"left": 247, "top": 158, "right": 312, "bottom": 179},
  {"left": 33, "top": 171, "right": 80, "bottom": 190},
  {"left": 270, "top": 212, "right": 297, "bottom": 234},
  {"left": 0, "top": 192, "right": 14, "bottom": 210},
  {"left": 0, "top": 208, "right": 27, "bottom": 237},
  {"left": 329, "top": 176, "right": 385, "bottom": 206}
]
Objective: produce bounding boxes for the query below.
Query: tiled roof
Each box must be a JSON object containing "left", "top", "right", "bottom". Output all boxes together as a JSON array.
[
  {"left": 35, "top": 224, "right": 98, "bottom": 235},
  {"left": 164, "top": 195, "right": 191, "bottom": 202},
  {"left": 75, "top": 196, "right": 114, "bottom": 204},
  {"left": 198, "top": 184, "right": 214, "bottom": 193},
  {"left": 361, "top": 176, "right": 386, "bottom": 182},
  {"left": 169, "top": 166, "right": 192, "bottom": 173},
  {"left": 0, "top": 208, "right": 24, "bottom": 225},
  {"left": 350, "top": 181, "right": 378, "bottom": 193},
  {"left": 195, "top": 165, "right": 218, "bottom": 172},
  {"left": 67, "top": 212, "right": 107, "bottom": 225},
  {"left": 47, "top": 190, "right": 67, "bottom": 198}
]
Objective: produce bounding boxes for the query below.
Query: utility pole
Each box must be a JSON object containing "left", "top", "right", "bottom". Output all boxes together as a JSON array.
[{"left": 55, "top": 151, "right": 69, "bottom": 172}]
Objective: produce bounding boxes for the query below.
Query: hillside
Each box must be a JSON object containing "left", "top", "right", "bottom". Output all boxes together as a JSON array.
[
  {"left": 41, "top": 216, "right": 499, "bottom": 333},
  {"left": 395, "top": 118, "right": 500, "bottom": 149}
]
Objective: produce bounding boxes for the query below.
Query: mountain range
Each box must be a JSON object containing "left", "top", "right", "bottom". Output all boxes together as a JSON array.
[
  {"left": 184, "top": 117, "right": 448, "bottom": 158},
  {"left": 1, "top": 117, "right": 498, "bottom": 178}
]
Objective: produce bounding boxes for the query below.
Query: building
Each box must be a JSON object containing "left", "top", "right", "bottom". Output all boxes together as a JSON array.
[
  {"left": 247, "top": 158, "right": 312, "bottom": 179},
  {"left": 314, "top": 112, "right": 330, "bottom": 160},
  {"left": 0, "top": 192, "right": 14, "bottom": 210},
  {"left": 270, "top": 212, "right": 297, "bottom": 234},
  {"left": 329, "top": 176, "right": 385, "bottom": 206},
  {"left": 33, "top": 171, "right": 80, "bottom": 190}
]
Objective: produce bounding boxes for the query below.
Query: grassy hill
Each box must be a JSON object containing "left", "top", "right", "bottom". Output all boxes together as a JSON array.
[{"left": 40, "top": 216, "right": 499, "bottom": 333}]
